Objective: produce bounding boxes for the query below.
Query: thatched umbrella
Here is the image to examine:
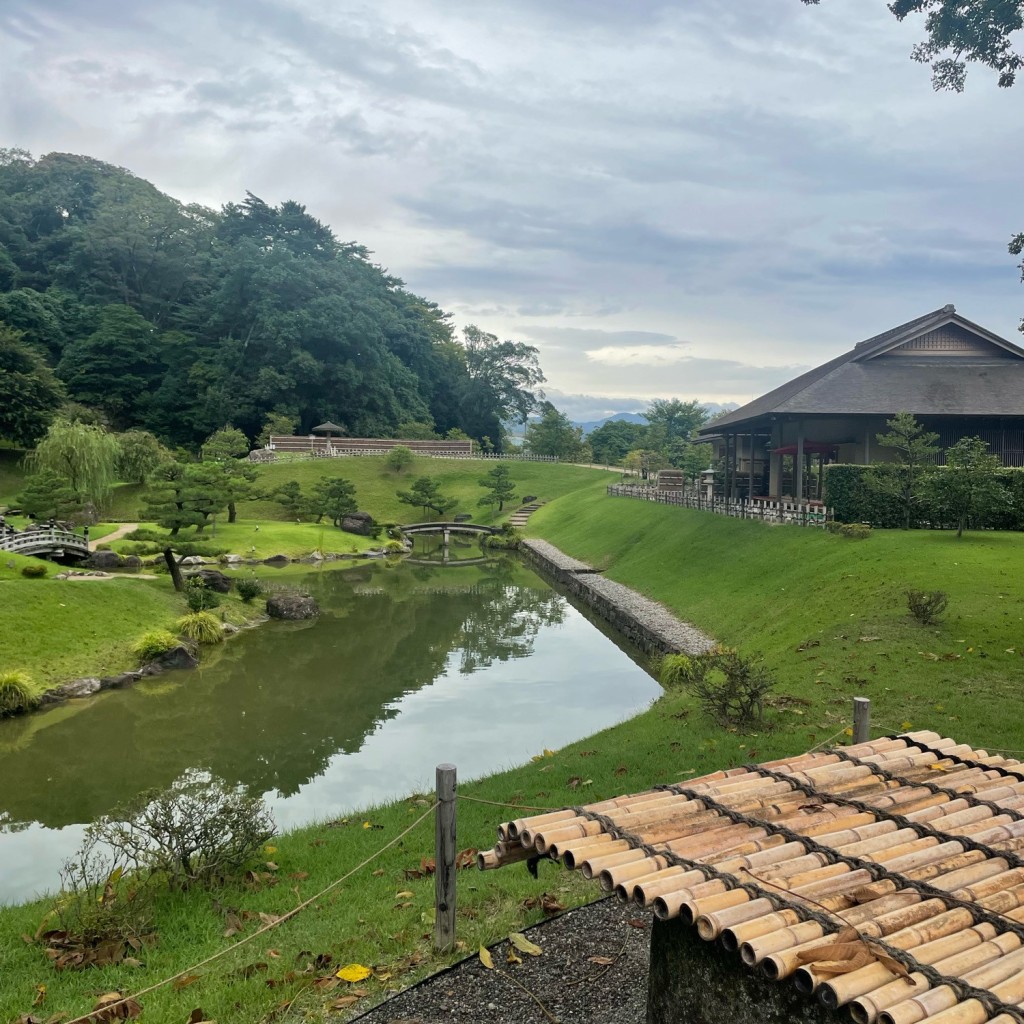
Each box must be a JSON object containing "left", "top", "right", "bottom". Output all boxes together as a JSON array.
[{"left": 311, "top": 421, "right": 344, "bottom": 436}]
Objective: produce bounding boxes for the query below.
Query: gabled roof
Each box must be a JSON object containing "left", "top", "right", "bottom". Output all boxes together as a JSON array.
[{"left": 701, "top": 306, "right": 1024, "bottom": 433}]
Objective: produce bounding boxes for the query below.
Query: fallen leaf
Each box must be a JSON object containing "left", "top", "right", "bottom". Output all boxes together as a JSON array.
[
  {"left": 186, "top": 1010, "right": 212, "bottom": 1024},
  {"left": 289, "top": 871, "right": 309, "bottom": 881},
  {"left": 31, "top": 984, "right": 46, "bottom": 1007},
  {"left": 506, "top": 948, "right": 522, "bottom": 965},
  {"left": 588, "top": 955, "right": 614, "bottom": 965},
  {"left": 508, "top": 932, "right": 542, "bottom": 956},
  {"left": 395, "top": 891, "right": 414, "bottom": 898},
  {"left": 172, "top": 975, "right": 201, "bottom": 991},
  {"left": 330, "top": 996, "right": 359, "bottom": 1009},
  {"left": 372, "top": 868, "right": 385, "bottom": 876},
  {"left": 336, "top": 963, "right": 372, "bottom": 983},
  {"left": 90, "top": 992, "right": 142, "bottom": 1021},
  {"left": 258, "top": 912, "right": 281, "bottom": 926},
  {"left": 627, "top": 919, "right": 647, "bottom": 929},
  {"left": 479, "top": 946, "right": 495, "bottom": 970}
]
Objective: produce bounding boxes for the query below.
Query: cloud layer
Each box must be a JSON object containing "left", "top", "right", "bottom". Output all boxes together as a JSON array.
[{"left": 2, "top": 0, "right": 1022, "bottom": 406}]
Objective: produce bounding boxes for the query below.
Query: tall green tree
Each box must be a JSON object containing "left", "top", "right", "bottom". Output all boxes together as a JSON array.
[
  {"left": 477, "top": 464, "right": 517, "bottom": 512},
  {"left": 0, "top": 326, "right": 66, "bottom": 445},
  {"left": 116, "top": 429, "right": 169, "bottom": 484},
  {"left": 27, "top": 417, "right": 120, "bottom": 507},
  {"left": 926, "top": 436, "right": 1005, "bottom": 537},
  {"left": 523, "top": 403, "right": 589, "bottom": 461},
  {"left": 397, "top": 476, "right": 458, "bottom": 519},
  {"left": 870, "top": 411, "right": 940, "bottom": 529},
  {"left": 458, "top": 326, "right": 545, "bottom": 447},
  {"left": 588, "top": 419, "right": 648, "bottom": 466},
  {"left": 644, "top": 399, "right": 708, "bottom": 447},
  {"left": 201, "top": 426, "right": 255, "bottom": 523},
  {"left": 56, "top": 305, "right": 164, "bottom": 428}
]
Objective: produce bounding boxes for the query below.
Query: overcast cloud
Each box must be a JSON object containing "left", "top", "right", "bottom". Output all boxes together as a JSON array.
[{"left": 2, "top": 0, "right": 1022, "bottom": 414}]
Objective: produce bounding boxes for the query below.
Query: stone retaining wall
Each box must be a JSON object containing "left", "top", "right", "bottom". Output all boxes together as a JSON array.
[{"left": 520, "top": 539, "right": 715, "bottom": 657}]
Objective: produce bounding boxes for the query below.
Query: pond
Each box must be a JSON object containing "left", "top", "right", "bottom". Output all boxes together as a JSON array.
[{"left": 0, "top": 551, "right": 662, "bottom": 904}]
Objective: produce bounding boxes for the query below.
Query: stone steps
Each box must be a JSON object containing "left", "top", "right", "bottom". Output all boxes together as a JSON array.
[{"left": 507, "top": 502, "right": 544, "bottom": 527}]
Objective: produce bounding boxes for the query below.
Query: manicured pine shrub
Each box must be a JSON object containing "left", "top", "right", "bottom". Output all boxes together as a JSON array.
[{"left": 185, "top": 577, "right": 221, "bottom": 612}]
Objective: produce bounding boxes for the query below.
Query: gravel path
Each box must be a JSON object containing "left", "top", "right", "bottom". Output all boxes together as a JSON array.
[
  {"left": 89, "top": 522, "right": 138, "bottom": 550},
  {"left": 356, "top": 898, "right": 650, "bottom": 1024}
]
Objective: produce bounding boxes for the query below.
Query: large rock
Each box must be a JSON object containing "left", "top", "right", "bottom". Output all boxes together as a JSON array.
[
  {"left": 266, "top": 593, "right": 320, "bottom": 620},
  {"left": 222, "top": 553, "right": 244, "bottom": 564},
  {"left": 179, "top": 555, "right": 206, "bottom": 566},
  {"left": 87, "top": 550, "right": 123, "bottom": 570},
  {"left": 263, "top": 554, "right": 290, "bottom": 565},
  {"left": 341, "top": 511, "right": 375, "bottom": 536},
  {"left": 56, "top": 677, "right": 103, "bottom": 699},
  {"left": 152, "top": 644, "right": 200, "bottom": 671},
  {"left": 185, "top": 568, "right": 233, "bottom": 593}
]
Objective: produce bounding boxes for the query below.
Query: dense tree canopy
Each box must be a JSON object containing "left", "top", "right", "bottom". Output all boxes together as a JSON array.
[{"left": 0, "top": 151, "right": 541, "bottom": 452}]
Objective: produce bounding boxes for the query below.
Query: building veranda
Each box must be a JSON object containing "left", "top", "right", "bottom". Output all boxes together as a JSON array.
[{"left": 696, "top": 305, "right": 1024, "bottom": 504}]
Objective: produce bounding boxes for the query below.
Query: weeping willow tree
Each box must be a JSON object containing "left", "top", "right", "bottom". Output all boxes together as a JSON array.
[{"left": 27, "top": 418, "right": 121, "bottom": 509}]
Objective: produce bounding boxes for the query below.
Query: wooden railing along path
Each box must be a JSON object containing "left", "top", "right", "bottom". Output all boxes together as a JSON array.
[{"left": 607, "top": 484, "right": 831, "bottom": 528}]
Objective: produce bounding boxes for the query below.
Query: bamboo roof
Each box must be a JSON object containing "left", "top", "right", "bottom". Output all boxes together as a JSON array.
[{"left": 481, "top": 732, "right": 1024, "bottom": 1024}]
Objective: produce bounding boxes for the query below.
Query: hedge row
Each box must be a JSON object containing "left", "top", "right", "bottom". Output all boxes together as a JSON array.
[{"left": 822, "top": 464, "right": 1024, "bottom": 530}]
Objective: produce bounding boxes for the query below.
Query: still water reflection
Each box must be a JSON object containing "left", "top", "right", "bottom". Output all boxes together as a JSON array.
[{"left": 0, "top": 555, "right": 660, "bottom": 903}]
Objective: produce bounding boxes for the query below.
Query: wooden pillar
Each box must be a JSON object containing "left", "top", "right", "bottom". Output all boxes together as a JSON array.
[
  {"left": 434, "top": 764, "right": 457, "bottom": 951},
  {"left": 748, "top": 431, "right": 755, "bottom": 499},
  {"left": 853, "top": 697, "right": 871, "bottom": 745},
  {"left": 795, "top": 426, "right": 805, "bottom": 502}
]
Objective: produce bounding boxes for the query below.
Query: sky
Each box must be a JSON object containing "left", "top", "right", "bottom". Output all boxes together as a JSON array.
[{"left": 2, "top": 0, "right": 1023, "bottom": 421}]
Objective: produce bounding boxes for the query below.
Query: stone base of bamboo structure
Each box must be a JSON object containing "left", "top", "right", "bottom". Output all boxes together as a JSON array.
[{"left": 647, "top": 917, "right": 834, "bottom": 1024}]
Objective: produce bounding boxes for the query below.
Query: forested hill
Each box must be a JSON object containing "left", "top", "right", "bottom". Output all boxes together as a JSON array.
[{"left": 0, "top": 150, "right": 541, "bottom": 449}]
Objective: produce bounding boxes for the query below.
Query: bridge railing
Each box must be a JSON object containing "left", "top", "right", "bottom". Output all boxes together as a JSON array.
[
  {"left": 0, "top": 527, "right": 91, "bottom": 554},
  {"left": 606, "top": 485, "right": 832, "bottom": 528}
]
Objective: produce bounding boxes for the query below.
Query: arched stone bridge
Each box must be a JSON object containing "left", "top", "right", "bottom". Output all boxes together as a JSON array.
[
  {"left": 0, "top": 526, "right": 90, "bottom": 559},
  {"left": 400, "top": 521, "right": 499, "bottom": 537}
]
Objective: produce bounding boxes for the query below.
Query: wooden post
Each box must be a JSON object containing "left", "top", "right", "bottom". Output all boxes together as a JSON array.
[
  {"left": 853, "top": 697, "right": 871, "bottom": 744},
  {"left": 434, "top": 763, "right": 457, "bottom": 951}
]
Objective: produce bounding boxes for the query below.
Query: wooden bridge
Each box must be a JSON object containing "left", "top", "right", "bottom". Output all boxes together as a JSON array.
[
  {"left": 401, "top": 522, "right": 499, "bottom": 537},
  {"left": 0, "top": 526, "right": 90, "bottom": 559}
]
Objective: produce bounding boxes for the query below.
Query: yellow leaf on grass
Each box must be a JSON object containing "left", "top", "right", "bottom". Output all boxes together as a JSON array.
[
  {"left": 479, "top": 946, "right": 495, "bottom": 970},
  {"left": 395, "top": 891, "right": 414, "bottom": 898},
  {"left": 508, "top": 932, "right": 542, "bottom": 956},
  {"left": 336, "top": 963, "right": 372, "bottom": 983}
]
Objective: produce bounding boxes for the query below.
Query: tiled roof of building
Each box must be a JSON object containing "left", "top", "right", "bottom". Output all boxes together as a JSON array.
[
  {"left": 702, "top": 307, "right": 1024, "bottom": 433},
  {"left": 481, "top": 732, "right": 1024, "bottom": 1024}
]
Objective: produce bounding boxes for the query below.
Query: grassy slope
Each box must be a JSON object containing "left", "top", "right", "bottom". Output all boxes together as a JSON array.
[
  {"left": 530, "top": 490, "right": 1024, "bottom": 750},
  {"left": 104, "top": 455, "right": 617, "bottom": 525},
  {"left": 4, "top": 485, "right": 1024, "bottom": 1023}
]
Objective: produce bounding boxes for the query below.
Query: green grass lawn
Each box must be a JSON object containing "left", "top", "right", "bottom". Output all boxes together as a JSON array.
[{"left": 3, "top": 486, "right": 1023, "bottom": 1023}]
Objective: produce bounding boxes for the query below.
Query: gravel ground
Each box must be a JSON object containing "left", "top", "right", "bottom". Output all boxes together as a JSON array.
[{"left": 354, "top": 898, "right": 651, "bottom": 1024}]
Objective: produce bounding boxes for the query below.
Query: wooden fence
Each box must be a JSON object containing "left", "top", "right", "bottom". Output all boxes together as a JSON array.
[{"left": 607, "top": 484, "right": 831, "bottom": 528}]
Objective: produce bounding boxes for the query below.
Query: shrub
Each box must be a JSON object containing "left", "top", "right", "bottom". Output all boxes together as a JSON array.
[
  {"left": 185, "top": 576, "right": 221, "bottom": 612},
  {"left": 825, "top": 521, "right": 871, "bottom": 540},
  {"left": 20, "top": 562, "right": 48, "bottom": 578},
  {"left": 96, "top": 542, "right": 112, "bottom": 551},
  {"left": 660, "top": 653, "right": 712, "bottom": 688},
  {"left": 691, "top": 650, "right": 774, "bottom": 727},
  {"left": 132, "top": 629, "right": 180, "bottom": 663},
  {"left": 235, "top": 577, "right": 263, "bottom": 603},
  {"left": 86, "top": 769, "right": 276, "bottom": 889},
  {"left": 176, "top": 611, "right": 224, "bottom": 645},
  {"left": 906, "top": 589, "right": 948, "bottom": 626},
  {"left": 383, "top": 539, "right": 406, "bottom": 554},
  {"left": 0, "top": 670, "right": 39, "bottom": 716},
  {"left": 50, "top": 835, "right": 157, "bottom": 962}
]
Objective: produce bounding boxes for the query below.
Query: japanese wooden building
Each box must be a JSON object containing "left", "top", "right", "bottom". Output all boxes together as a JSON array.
[{"left": 697, "top": 305, "right": 1024, "bottom": 502}]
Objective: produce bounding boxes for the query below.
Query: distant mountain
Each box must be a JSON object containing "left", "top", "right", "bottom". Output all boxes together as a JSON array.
[
  {"left": 574, "top": 413, "right": 649, "bottom": 435},
  {"left": 573, "top": 404, "right": 738, "bottom": 436}
]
